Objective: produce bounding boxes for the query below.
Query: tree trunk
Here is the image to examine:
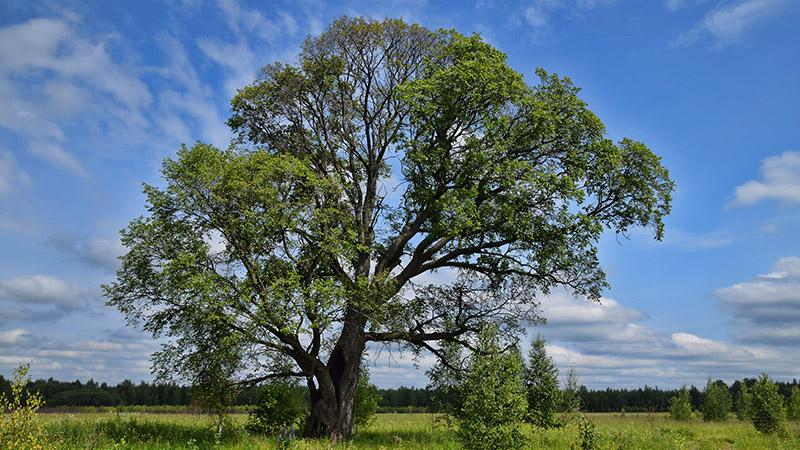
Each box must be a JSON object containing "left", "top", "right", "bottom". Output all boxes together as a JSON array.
[{"left": 303, "top": 313, "right": 366, "bottom": 439}]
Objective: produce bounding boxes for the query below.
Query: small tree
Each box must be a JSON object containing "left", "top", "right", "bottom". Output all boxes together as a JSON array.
[
  {"left": 456, "top": 327, "right": 528, "bottom": 450},
  {"left": 701, "top": 379, "right": 731, "bottom": 421},
  {"left": 426, "top": 341, "right": 465, "bottom": 427},
  {"left": 523, "top": 334, "right": 561, "bottom": 428},
  {"left": 668, "top": 386, "right": 693, "bottom": 421},
  {"left": 735, "top": 382, "right": 751, "bottom": 421},
  {"left": 246, "top": 382, "right": 307, "bottom": 435},
  {"left": 749, "top": 373, "right": 786, "bottom": 434},
  {"left": 786, "top": 386, "right": 800, "bottom": 421},
  {"left": 353, "top": 361, "right": 381, "bottom": 428},
  {"left": 0, "top": 364, "right": 46, "bottom": 450},
  {"left": 559, "top": 367, "right": 581, "bottom": 424}
]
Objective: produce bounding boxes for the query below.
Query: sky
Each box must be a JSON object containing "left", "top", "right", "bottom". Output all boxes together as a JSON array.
[{"left": 0, "top": 0, "right": 799, "bottom": 390}]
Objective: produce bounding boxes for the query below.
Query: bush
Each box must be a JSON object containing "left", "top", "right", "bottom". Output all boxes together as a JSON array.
[
  {"left": 749, "top": 373, "right": 786, "bottom": 434},
  {"left": 576, "top": 414, "right": 597, "bottom": 450},
  {"left": 701, "top": 379, "right": 731, "bottom": 421},
  {"left": 456, "top": 327, "right": 528, "bottom": 450},
  {"left": 353, "top": 361, "right": 381, "bottom": 428},
  {"left": 786, "top": 386, "right": 800, "bottom": 421},
  {"left": 245, "top": 382, "right": 307, "bottom": 435},
  {"left": 0, "top": 364, "right": 47, "bottom": 449},
  {"left": 668, "top": 386, "right": 693, "bottom": 421}
]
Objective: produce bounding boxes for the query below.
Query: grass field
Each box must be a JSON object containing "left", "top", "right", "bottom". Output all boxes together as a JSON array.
[{"left": 37, "top": 412, "right": 800, "bottom": 449}]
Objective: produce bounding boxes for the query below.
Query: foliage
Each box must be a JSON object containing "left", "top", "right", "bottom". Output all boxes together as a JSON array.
[
  {"left": 787, "top": 386, "right": 800, "bottom": 421},
  {"left": 735, "top": 382, "right": 751, "bottom": 421},
  {"left": 190, "top": 344, "right": 240, "bottom": 436},
  {"left": 245, "top": 382, "right": 307, "bottom": 435},
  {"left": 524, "top": 334, "right": 561, "bottom": 428},
  {"left": 575, "top": 414, "right": 597, "bottom": 450},
  {"left": 353, "top": 361, "right": 381, "bottom": 428},
  {"left": 456, "top": 327, "right": 528, "bottom": 450},
  {"left": 0, "top": 364, "right": 46, "bottom": 450},
  {"left": 668, "top": 387, "right": 693, "bottom": 421},
  {"left": 426, "top": 340, "right": 465, "bottom": 423},
  {"left": 106, "top": 15, "right": 674, "bottom": 437},
  {"left": 560, "top": 367, "right": 582, "bottom": 419},
  {"left": 749, "top": 373, "right": 786, "bottom": 434},
  {"left": 701, "top": 380, "right": 732, "bottom": 421}
]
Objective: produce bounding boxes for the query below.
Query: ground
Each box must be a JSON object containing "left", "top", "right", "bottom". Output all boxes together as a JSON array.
[{"left": 39, "top": 412, "right": 800, "bottom": 449}]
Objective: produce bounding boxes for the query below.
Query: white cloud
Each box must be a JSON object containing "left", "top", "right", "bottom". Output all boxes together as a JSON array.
[
  {"left": 630, "top": 226, "right": 734, "bottom": 250},
  {"left": 0, "top": 150, "right": 33, "bottom": 195},
  {"left": 46, "top": 234, "right": 125, "bottom": 273},
  {"left": 198, "top": 0, "right": 302, "bottom": 98},
  {"left": 676, "top": 0, "right": 792, "bottom": 48},
  {"left": 27, "top": 142, "right": 89, "bottom": 178},
  {"left": 732, "top": 151, "right": 800, "bottom": 206},
  {"left": 0, "top": 16, "right": 152, "bottom": 176},
  {"left": 367, "top": 285, "right": 797, "bottom": 388},
  {"left": 0, "top": 275, "right": 89, "bottom": 310},
  {"left": 197, "top": 39, "right": 259, "bottom": 97},
  {"left": 520, "top": 0, "right": 619, "bottom": 38},
  {"left": 716, "top": 256, "right": 800, "bottom": 345},
  {"left": 0, "top": 327, "right": 160, "bottom": 383},
  {"left": 0, "top": 328, "right": 30, "bottom": 345}
]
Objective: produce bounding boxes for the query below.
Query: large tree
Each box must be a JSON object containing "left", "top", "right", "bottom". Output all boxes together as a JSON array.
[{"left": 105, "top": 17, "right": 673, "bottom": 439}]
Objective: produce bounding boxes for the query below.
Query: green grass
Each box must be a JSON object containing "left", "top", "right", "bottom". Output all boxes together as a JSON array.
[{"left": 36, "top": 412, "right": 800, "bottom": 449}]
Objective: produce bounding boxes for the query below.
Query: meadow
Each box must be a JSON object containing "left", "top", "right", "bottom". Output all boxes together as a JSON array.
[{"left": 38, "top": 412, "right": 800, "bottom": 449}]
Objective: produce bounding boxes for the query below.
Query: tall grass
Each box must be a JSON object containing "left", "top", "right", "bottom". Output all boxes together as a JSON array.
[{"left": 35, "top": 412, "right": 800, "bottom": 449}]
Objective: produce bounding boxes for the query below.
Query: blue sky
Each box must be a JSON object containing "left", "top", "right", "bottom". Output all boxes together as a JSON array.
[{"left": 0, "top": 0, "right": 799, "bottom": 389}]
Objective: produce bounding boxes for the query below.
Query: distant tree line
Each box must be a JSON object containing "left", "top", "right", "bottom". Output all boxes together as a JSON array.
[
  {"left": 2, "top": 373, "right": 798, "bottom": 412},
  {"left": 0, "top": 376, "right": 260, "bottom": 407}
]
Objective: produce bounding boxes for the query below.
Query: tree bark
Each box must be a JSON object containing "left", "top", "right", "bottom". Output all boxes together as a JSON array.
[{"left": 303, "top": 312, "right": 366, "bottom": 439}]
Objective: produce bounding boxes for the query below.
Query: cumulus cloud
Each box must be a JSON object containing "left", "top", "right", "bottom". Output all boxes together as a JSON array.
[
  {"left": 0, "top": 328, "right": 159, "bottom": 382},
  {"left": 716, "top": 256, "right": 800, "bottom": 345},
  {"left": 368, "top": 286, "right": 796, "bottom": 388},
  {"left": 45, "top": 234, "right": 125, "bottom": 273},
  {"left": 676, "top": 0, "right": 792, "bottom": 48},
  {"left": 0, "top": 275, "right": 90, "bottom": 311},
  {"left": 732, "top": 151, "right": 800, "bottom": 206}
]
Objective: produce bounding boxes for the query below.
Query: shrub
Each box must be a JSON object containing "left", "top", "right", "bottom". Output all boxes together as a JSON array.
[
  {"left": 353, "top": 361, "right": 381, "bottom": 428},
  {"left": 749, "top": 373, "right": 786, "bottom": 434},
  {"left": 576, "top": 414, "right": 597, "bottom": 450},
  {"left": 701, "top": 379, "right": 731, "bottom": 421},
  {"left": 668, "top": 386, "right": 693, "bottom": 421},
  {"left": 245, "top": 382, "right": 307, "bottom": 435},
  {"left": 523, "top": 334, "right": 561, "bottom": 428},
  {"left": 456, "top": 327, "right": 528, "bottom": 450},
  {"left": 0, "top": 364, "right": 46, "bottom": 450},
  {"left": 787, "top": 386, "right": 800, "bottom": 421}
]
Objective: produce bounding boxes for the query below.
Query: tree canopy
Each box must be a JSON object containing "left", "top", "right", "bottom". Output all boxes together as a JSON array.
[{"left": 105, "top": 16, "right": 673, "bottom": 438}]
